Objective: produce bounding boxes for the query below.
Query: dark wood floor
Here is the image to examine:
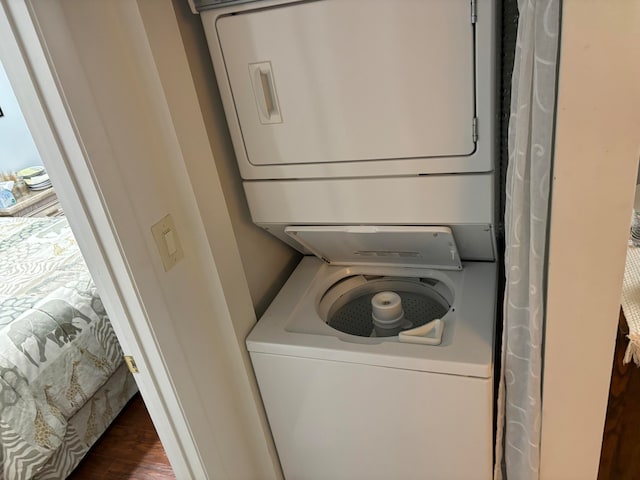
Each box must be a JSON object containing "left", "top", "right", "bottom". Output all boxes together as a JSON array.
[
  {"left": 67, "top": 394, "right": 175, "bottom": 480},
  {"left": 68, "top": 312, "right": 639, "bottom": 479},
  {"left": 598, "top": 310, "right": 640, "bottom": 480}
]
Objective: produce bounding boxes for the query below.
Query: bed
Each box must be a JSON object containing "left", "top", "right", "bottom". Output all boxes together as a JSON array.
[{"left": 0, "top": 216, "right": 138, "bottom": 479}]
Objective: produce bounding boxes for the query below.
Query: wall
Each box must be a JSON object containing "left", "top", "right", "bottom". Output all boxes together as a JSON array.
[
  {"left": 170, "top": 0, "right": 300, "bottom": 318},
  {"left": 541, "top": 1, "right": 640, "bottom": 479},
  {"left": 18, "top": 0, "right": 286, "bottom": 477},
  {"left": 0, "top": 60, "right": 43, "bottom": 172}
]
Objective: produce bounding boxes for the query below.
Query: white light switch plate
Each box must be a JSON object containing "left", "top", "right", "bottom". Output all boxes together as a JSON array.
[{"left": 151, "top": 214, "right": 184, "bottom": 271}]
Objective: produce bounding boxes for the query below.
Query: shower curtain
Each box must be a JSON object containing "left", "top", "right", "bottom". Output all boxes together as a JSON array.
[{"left": 494, "top": 1, "right": 560, "bottom": 479}]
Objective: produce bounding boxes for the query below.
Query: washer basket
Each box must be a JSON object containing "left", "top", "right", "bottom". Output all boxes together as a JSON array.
[{"left": 324, "top": 277, "right": 451, "bottom": 338}]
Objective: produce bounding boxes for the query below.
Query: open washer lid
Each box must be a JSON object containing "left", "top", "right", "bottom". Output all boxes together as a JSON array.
[{"left": 285, "top": 226, "right": 462, "bottom": 270}]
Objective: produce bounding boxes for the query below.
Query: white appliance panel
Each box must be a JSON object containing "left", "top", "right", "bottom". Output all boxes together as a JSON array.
[
  {"left": 243, "top": 174, "right": 497, "bottom": 260},
  {"left": 216, "top": 0, "right": 475, "bottom": 167},
  {"left": 251, "top": 352, "right": 493, "bottom": 480},
  {"left": 285, "top": 225, "right": 462, "bottom": 269},
  {"left": 244, "top": 174, "right": 494, "bottom": 224},
  {"left": 247, "top": 258, "right": 497, "bottom": 377}
]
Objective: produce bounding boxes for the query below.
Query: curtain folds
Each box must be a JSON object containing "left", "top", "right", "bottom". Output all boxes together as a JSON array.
[{"left": 494, "top": 1, "right": 560, "bottom": 479}]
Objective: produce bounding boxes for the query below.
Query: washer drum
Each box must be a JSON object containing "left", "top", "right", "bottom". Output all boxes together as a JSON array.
[{"left": 322, "top": 277, "right": 451, "bottom": 338}]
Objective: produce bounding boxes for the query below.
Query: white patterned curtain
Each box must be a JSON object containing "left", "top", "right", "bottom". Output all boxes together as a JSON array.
[{"left": 494, "top": 1, "right": 560, "bottom": 479}]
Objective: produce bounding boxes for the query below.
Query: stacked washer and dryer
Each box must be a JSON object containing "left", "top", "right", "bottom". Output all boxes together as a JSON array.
[{"left": 197, "top": 0, "right": 497, "bottom": 478}]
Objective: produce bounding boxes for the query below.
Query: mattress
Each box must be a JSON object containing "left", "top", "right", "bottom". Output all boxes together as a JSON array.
[{"left": 0, "top": 217, "right": 133, "bottom": 479}]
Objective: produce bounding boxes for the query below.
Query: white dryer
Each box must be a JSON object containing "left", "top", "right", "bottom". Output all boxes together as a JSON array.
[
  {"left": 199, "top": 0, "right": 497, "bottom": 180},
  {"left": 196, "top": 0, "right": 498, "bottom": 478}
]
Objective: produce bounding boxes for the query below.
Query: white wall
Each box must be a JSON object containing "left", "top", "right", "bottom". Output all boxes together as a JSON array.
[
  {"left": 0, "top": 60, "right": 43, "bottom": 172},
  {"left": 541, "top": 2, "right": 640, "bottom": 479},
  {"left": 170, "top": 0, "right": 300, "bottom": 318}
]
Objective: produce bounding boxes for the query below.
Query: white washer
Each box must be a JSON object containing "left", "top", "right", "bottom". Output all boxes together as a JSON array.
[{"left": 247, "top": 245, "right": 496, "bottom": 480}]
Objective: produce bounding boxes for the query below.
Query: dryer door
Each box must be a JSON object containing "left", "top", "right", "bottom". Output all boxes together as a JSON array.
[{"left": 216, "top": 0, "right": 477, "bottom": 172}]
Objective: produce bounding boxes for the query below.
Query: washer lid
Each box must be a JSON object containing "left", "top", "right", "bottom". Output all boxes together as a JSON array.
[{"left": 285, "top": 226, "right": 462, "bottom": 270}]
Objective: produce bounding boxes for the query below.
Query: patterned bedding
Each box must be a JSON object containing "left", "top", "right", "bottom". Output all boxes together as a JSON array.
[{"left": 0, "top": 217, "right": 127, "bottom": 479}]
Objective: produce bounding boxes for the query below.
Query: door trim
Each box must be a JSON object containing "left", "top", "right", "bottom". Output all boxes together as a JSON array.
[{"left": 0, "top": 1, "right": 207, "bottom": 477}]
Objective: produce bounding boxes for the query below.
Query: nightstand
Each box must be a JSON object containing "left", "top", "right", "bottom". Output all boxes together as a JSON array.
[{"left": 0, "top": 187, "right": 63, "bottom": 217}]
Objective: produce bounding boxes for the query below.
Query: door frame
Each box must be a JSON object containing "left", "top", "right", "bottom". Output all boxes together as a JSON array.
[
  {"left": 0, "top": 2, "right": 206, "bottom": 477},
  {"left": 540, "top": 2, "right": 640, "bottom": 478}
]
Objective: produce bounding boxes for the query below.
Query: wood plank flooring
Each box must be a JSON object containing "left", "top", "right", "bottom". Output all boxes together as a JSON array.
[
  {"left": 598, "top": 310, "right": 640, "bottom": 480},
  {"left": 67, "top": 394, "right": 175, "bottom": 480}
]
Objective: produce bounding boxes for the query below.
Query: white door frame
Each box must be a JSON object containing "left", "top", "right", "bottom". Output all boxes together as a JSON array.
[
  {"left": 0, "top": 2, "right": 208, "bottom": 478},
  {"left": 0, "top": 1, "right": 285, "bottom": 477},
  {"left": 540, "top": 2, "right": 640, "bottom": 479}
]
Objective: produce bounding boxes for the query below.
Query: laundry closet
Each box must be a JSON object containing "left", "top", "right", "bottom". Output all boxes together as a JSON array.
[{"left": 195, "top": 0, "right": 498, "bottom": 478}]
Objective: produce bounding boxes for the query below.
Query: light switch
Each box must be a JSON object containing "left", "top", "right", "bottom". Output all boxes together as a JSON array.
[
  {"left": 164, "top": 229, "right": 177, "bottom": 256},
  {"left": 151, "top": 214, "right": 184, "bottom": 271}
]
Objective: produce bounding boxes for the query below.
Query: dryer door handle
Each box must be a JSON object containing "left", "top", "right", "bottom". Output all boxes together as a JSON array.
[
  {"left": 249, "top": 61, "right": 282, "bottom": 124},
  {"left": 398, "top": 319, "right": 444, "bottom": 345}
]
